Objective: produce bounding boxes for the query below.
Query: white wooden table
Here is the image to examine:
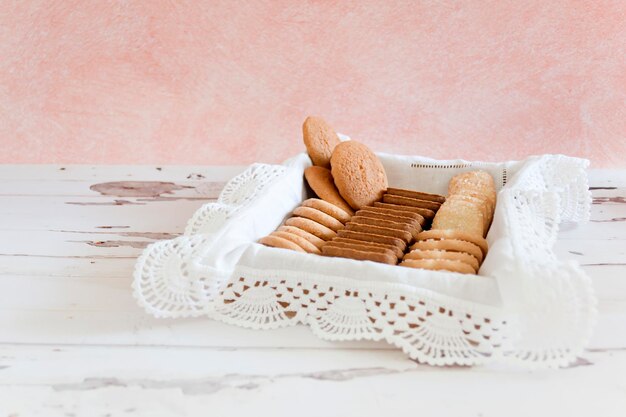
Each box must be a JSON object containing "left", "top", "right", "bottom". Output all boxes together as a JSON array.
[{"left": 1, "top": 165, "right": 625, "bottom": 417}]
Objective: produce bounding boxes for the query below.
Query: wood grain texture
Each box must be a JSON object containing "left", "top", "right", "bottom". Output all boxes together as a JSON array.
[{"left": 0, "top": 165, "right": 625, "bottom": 416}]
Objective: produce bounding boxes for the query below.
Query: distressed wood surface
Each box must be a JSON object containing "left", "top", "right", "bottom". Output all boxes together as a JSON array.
[{"left": 0, "top": 165, "right": 625, "bottom": 417}]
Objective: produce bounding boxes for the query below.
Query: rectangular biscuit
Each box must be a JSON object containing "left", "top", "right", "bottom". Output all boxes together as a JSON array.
[
  {"left": 350, "top": 215, "right": 421, "bottom": 240},
  {"left": 324, "top": 241, "right": 399, "bottom": 258},
  {"left": 328, "top": 237, "right": 404, "bottom": 258},
  {"left": 386, "top": 188, "right": 446, "bottom": 203},
  {"left": 373, "top": 202, "right": 436, "bottom": 219},
  {"left": 337, "top": 230, "right": 407, "bottom": 251},
  {"left": 382, "top": 194, "right": 442, "bottom": 211},
  {"left": 358, "top": 207, "right": 425, "bottom": 226},
  {"left": 346, "top": 222, "right": 413, "bottom": 243},
  {"left": 321, "top": 245, "right": 397, "bottom": 265},
  {"left": 355, "top": 210, "right": 422, "bottom": 229}
]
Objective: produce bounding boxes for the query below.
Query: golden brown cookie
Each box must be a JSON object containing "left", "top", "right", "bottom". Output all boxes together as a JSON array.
[
  {"left": 448, "top": 171, "right": 496, "bottom": 225},
  {"left": 330, "top": 237, "right": 404, "bottom": 258},
  {"left": 373, "top": 202, "right": 436, "bottom": 219},
  {"left": 330, "top": 141, "right": 388, "bottom": 210},
  {"left": 359, "top": 207, "right": 426, "bottom": 225},
  {"left": 301, "top": 198, "right": 351, "bottom": 224},
  {"left": 382, "top": 194, "right": 442, "bottom": 211},
  {"left": 322, "top": 245, "right": 397, "bottom": 265},
  {"left": 356, "top": 209, "right": 423, "bottom": 229},
  {"left": 277, "top": 225, "right": 326, "bottom": 249},
  {"left": 386, "top": 188, "right": 446, "bottom": 203},
  {"left": 446, "top": 193, "right": 492, "bottom": 234},
  {"left": 403, "top": 249, "right": 479, "bottom": 272},
  {"left": 416, "top": 229, "right": 488, "bottom": 256},
  {"left": 270, "top": 231, "right": 321, "bottom": 254},
  {"left": 302, "top": 116, "right": 340, "bottom": 169},
  {"left": 337, "top": 230, "right": 407, "bottom": 251},
  {"left": 259, "top": 235, "right": 306, "bottom": 252},
  {"left": 345, "top": 222, "right": 412, "bottom": 243},
  {"left": 324, "top": 240, "right": 400, "bottom": 259},
  {"left": 410, "top": 238, "right": 484, "bottom": 263},
  {"left": 304, "top": 166, "right": 354, "bottom": 215},
  {"left": 285, "top": 217, "right": 337, "bottom": 241},
  {"left": 350, "top": 215, "right": 421, "bottom": 239},
  {"left": 293, "top": 206, "right": 344, "bottom": 232},
  {"left": 448, "top": 171, "right": 496, "bottom": 201},
  {"left": 431, "top": 199, "right": 485, "bottom": 237},
  {"left": 400, "top": 258, "right": 475, "bottom": 274}
]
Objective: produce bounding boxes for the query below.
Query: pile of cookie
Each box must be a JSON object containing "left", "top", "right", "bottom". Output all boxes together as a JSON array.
[
  {"left": 259, "top": 198, "right": 350, "bottom": 254},
  {"left": 322, "top": 188, "right": 443, "bottom": 264},
  {"left": 400, "top": 171, "right": 495, "bottom": 274},
  {"left": 259, "top": 116, "right": 496, "bottom": 275}
]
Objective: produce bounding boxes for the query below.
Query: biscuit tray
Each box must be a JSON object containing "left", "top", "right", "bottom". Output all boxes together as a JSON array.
[{"left": 133, "top": 150, "right": 596, "bottom": 368}]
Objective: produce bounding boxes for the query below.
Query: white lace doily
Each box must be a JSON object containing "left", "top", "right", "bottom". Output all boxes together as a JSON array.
[{"left": 132, "top": 153, "right": 595, "bottom": 368}]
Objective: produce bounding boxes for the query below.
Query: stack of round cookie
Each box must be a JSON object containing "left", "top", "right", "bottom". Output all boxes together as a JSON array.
[
  {"left": 400, "top": 171, "right": 495, "bottom": 274},
  {"left": 259, "top": 198, "right": 351, "bottom": 253},
  {"left": 321, "top": 187, "right": 445, "bottom": 265}
]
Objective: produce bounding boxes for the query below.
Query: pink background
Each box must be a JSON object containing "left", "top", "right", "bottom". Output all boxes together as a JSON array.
[{"left": 1, "top": 1, "right": 625, "bottom": 167}]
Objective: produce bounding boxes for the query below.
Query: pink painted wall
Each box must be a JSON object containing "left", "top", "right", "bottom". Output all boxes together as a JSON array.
[{"left": 1, "top": 1, "right": 625, "bottom": 167}]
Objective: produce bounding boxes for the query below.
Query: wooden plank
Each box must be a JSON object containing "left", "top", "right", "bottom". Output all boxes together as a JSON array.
[
  {"left": 0, "top": 344, "right": 412, "bottom": 385},
  {"left": 0, "top": 196, "right": 210, "bottom": 232},
  {"left": 0, "top": 276, "right": 137, "bottom": 312},
  {"left": 0, "top": 165, "right": 246, "bottom": 181},
  {"left": 0, "top": 345, "right": 624, "bottom": 417},
  {"left": 0, "top": 179, "right": 227, "bottom": 197},
  {"left": 0, "top": 256, "right": 134, "bottom": 278},
  {"left": 0, "top": 230, "right": 170, "bottom": 257},
  {"left": 0, "top": 310, "right": 388, "bottom": 350},
  {"left": 557, "top": 220, "right": 626, "bottom": 241},
  {"left": 588, "top": 169, "right": 626, "bottom": 187},
  {"left": 584, "top": 265, "right": 626, "bottom": 314},
  {"left": 554, "top": 240, "right": 626, "bottom": 266}
]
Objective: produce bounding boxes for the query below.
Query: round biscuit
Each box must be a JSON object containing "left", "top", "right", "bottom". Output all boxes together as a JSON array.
[
  {"left": 403, "top": 249, "right": 479, "bottom": 272},
  {"left": 270, "top": 231, "right": 321, "bottom": 254},
  {"left": 330, "top": 141, "right": 388, "bottom": 210},
  {"left": 259, "top": 235, "right": 306, "bottom": 252},
  {"left": 292, "top": 206, "right": 344, "bottom": 231},
  {"left": 277, "top": 225, "right": 325, "bottom": 249},
  {"left": 400, "top": 258, "right": 475, "bottom": 274},
  {"left": 410, "top": 238, "right": 483, "bottom": 263},
  {"left": 416, "top": 229, "right": 488, "bottom": 256},
  {"left": 301, "top": 198, "right": 351, "bottom": 223},
  {"left": 285, "top": 216, "right": 337, "bottom": 241},
  {"left": 304, "top": 166, "right": 354, "bottom": 215},
  {"left": 302, "top": 116, "right": 341, "bottom": 169}
]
